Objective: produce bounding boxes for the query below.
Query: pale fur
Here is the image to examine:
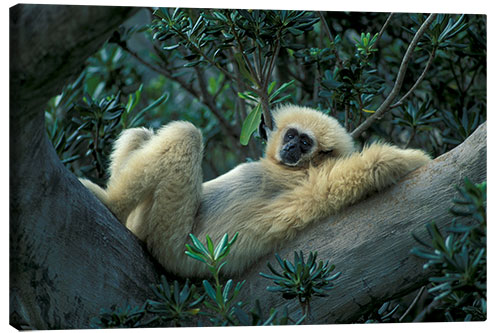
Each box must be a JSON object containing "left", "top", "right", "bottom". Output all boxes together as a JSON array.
[{"left": 80, "top": 105, "right": 431, "bottom": 277}]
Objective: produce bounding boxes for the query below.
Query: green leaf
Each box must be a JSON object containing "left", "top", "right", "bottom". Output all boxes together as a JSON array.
[
  {"left": 213, "top": 233, "right": 229, "bottom": 260},
  {"left": 269, "top": 80, "right": 295, "bottom": 101},
  {"left": 188, "top": 234, "right": 211, "bottom": 258},
  {"left": 184, "top": 250, "right": 208, "bottom": 264},
  {"left": 234, "top": 52, "right": 256, "bottom": 84},
  {"left": 239, "top": 104, "right": 262, "bottom": 146},
  {"left": 206, "top": 235, "right": 214, "bottom": 255},
  {"left": 203, "top": 280, "right": 217, "bottom": 302},
  {"left": 222, "top": 279, "right": 233, "bottom": 303}
]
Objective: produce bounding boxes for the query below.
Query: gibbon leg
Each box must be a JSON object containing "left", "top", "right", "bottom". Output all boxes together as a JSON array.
[
  {"left": 104, "top": 121, "right": 204, "bottom": 235},
  {"left": 258, "top": 143, "right": 430, "bottom": 240},
  {"left": 79, "top": 127, "right": 155, "bottom": 209}
]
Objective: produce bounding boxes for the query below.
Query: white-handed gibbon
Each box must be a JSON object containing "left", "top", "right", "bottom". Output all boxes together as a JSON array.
[{"left": 80, "top": 105, "right": 430, "bottom": 277}]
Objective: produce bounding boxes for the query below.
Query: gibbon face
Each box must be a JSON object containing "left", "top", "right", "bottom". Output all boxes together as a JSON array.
[
  {"left": 265, "top": 105, "right": 356, "bottom": 168},
  {"left": 278, "top": 126, "right": 316, "bottom": 167}
]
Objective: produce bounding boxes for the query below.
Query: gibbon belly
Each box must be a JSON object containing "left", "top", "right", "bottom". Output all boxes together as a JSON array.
[{"left": 194, "top": 163, "right": 265, "bottom": 237}]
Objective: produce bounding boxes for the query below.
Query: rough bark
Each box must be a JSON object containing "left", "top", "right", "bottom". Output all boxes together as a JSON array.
[
  {"left": 10, "top": 5, "right": 165, "bottom": 330},
  {"left": 9, "top": 3, "right": 487, "bottom": 330}
]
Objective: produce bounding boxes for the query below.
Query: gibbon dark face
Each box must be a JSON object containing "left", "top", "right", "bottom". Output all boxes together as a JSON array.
[{"left": 279, "top": 127, "right": 315, "bottom": 166}]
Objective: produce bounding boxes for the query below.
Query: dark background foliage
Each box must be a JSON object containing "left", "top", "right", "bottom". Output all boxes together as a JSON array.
[{"left": 45, "top": 9, "right": 485, "bottom": 185}]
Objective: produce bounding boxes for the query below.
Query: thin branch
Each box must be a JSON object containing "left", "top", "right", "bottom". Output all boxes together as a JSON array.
[
  {"left": 122, "top": 44, "right": 241, "bottom": 143},
  {"left": 317, "top": 11, "right": 343, "bottom": 70},
  {"left": 413, "top": 298, "right": 441, "bottom": 322},
  {"left": 373, "top": 13, "right": 394, "bottom": 49},
  {"left": 194, "top": 67, "right": 240, "bottom": 139},
  {"left": 390, "top": 46, "right": 437, "bottom": 109},
  {"left": 350, "top": 13, "right": 437, "bottom": 139},
  {"left": 399, "top": 286, "right": 426, "bottom": 322},
  {"left": 226, "top": 12, "right": 261, "bottom": 85},
  {"left": 260, "top": 39, "right": 281, "bottom": 130}
]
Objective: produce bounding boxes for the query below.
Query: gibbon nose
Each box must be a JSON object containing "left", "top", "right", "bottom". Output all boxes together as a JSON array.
[{"left": 285, "top": 141, "right": 297, "bottom": 151}]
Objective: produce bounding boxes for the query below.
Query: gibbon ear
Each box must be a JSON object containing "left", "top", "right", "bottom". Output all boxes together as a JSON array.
[
  {"left": 258, "top": 113, "right": 273, "bottom": 142},
  {"left": 319, "top": 149, "right": 335, "bottom": 157}
]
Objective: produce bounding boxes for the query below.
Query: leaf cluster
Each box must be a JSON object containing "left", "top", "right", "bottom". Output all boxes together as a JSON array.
[
  {"left": 411, "top": 179, "right": 486, "bottom": 321},
  {"left": 260, "top": 251, "right": 340, "bottom": 317},
  {"left": 45, "top": 76, "right": 168, "bottom": 184}
]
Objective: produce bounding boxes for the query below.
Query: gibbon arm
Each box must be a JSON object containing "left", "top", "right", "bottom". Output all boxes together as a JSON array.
[{"left": 259, "top": 143, "right": 430, "bottom": 240}]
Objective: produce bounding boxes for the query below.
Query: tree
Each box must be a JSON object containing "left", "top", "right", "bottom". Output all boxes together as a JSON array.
[
  {"left": 10, "top": 5, "right": 486, "bottom": 329},
  {"left": 10, "top": 5, "right": 164, "bottom": 330}
]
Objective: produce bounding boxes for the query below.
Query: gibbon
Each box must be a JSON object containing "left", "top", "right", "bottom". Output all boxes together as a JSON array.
[{"left": 80, "top": 105, "right": 430, "bottom": 277}]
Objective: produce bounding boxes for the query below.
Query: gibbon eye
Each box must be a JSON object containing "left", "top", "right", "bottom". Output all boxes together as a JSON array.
[
  {"left": 284, "top": 128, "right": 298, "bottom": 143},
  {"left": 301, "top": 139, "right": 309, "bottom": 146}
]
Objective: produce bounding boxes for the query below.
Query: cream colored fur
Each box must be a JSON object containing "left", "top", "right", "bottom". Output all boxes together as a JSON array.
[{"left": 80, "top": 105, "right": 430, "bottom": 277}]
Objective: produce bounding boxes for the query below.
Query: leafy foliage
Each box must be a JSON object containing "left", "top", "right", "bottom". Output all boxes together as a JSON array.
[
  {"left": 46, "top": 10, "right": 485, "bottom": 179},
  {"left": 146, "top": 276, "right": 204, "bottom": 326},
  {"left": 260, "top": 251, "right": 340, "bottom": 317},
  {"left": 411, "top": 179, "right": 486, "bottom": 321},
  {"left": 91, "top": 233, "right": 318, "bottom": 327},
  {"left": 90, "top": 304, "right": 151, "bottom": 328}
]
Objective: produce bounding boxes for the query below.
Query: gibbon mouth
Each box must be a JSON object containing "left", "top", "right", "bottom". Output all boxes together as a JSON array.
[{"left": 280, "top": 150, "right": 301, "bottom": 166}]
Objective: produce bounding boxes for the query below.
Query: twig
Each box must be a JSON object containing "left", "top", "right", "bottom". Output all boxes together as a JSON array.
[
  {"left": 413, "top": 297, "right": 441, "bottom": 322},
  {"left": 225, "top": 11, "right": 261, "bottom": 84},
  {"left": 373, "top": 13, "right": 394, "bottom": 49},
  {"left": 390, "top": 46, "right": 437, "bottom": 109},
  {"left": 194, "top": 67, "right": 240, "bottom": 138},
  {"left": 399, "top": 286, "right": 425, "bottom": 322},
  {"left": 122, "top": 43, "right": 241, "bottom": 144},
  {"left": 260, "top": 39, "right": 281, "bottom": 130},
  {"left": 317, "top": 11, "right": 343, "bottom": 70},
  {"left": 350, "top": 13, "right": 437, "bottom": 139}
]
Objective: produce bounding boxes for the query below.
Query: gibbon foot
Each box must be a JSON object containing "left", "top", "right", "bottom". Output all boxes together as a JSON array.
[{"left": 109, "top": 127, "right": 154, "bottom": 178}]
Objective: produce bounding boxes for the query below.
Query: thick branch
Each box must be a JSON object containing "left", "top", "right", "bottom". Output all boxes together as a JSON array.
[{"left": 238, "top": 122, "right": 486, "bottom": 323}]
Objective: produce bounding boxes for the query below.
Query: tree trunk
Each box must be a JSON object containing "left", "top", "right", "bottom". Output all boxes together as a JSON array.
[
  {"left": 10, "top": 5, "right": 165, "bottom": 330},
  {"left": 9, "top": 4, "right": 487, "bottom": 330}
]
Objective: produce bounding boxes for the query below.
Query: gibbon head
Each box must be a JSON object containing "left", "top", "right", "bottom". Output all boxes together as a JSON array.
[{"left": 264, "top": 105, "right": 355, "bottom": 168}]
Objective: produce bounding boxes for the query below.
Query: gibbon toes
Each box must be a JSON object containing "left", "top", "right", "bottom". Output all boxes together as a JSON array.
[{"left": 110, "top": 127, "right": 154, "bottom": 176}]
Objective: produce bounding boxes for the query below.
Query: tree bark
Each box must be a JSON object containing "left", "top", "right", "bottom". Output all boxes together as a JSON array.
[
  {"left": 10, "top": 5, "right": 165, "bottom": 330},
  {"left": 9, "top": 3, "right": 487, "bottom": 330}
]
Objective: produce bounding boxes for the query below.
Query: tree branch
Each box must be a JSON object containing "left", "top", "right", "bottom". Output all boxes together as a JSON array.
[
  {"left": 350, "top": 14, "right": 437, "bottom": 139},
  {"left": 373, "top": 12, "right": 394, "bottom": 49},
  {"left": 317, "top": 11, "right": 343, "bottom": 70},
  {"left": 122, "top": 43, "right": 240, "bottom": 144}
]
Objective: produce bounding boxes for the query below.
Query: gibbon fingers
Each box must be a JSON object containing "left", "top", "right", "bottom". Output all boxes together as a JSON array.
[{"left": 80, "top": 105, "right": 430, "bottom": 277}]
